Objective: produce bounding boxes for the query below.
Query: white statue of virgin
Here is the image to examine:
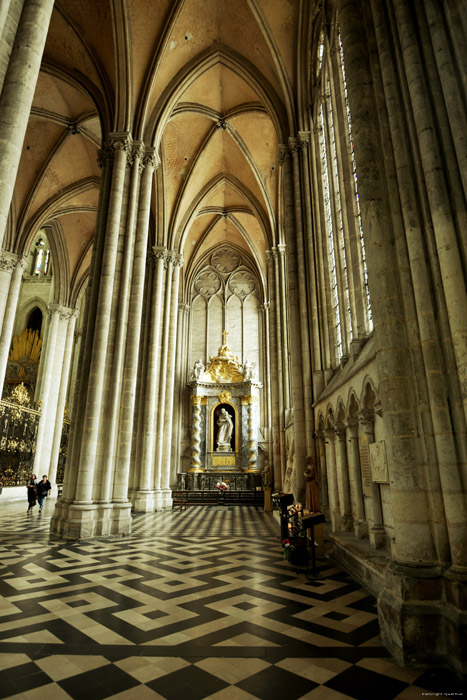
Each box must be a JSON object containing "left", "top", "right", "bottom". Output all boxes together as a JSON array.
[{"left": 216, "top": 408, "right": 233, "bottom": 451}]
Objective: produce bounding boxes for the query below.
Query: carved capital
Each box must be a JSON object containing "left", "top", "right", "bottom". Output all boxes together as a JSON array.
[
  {"left": 0, "top": 251, "right": 20, "bottom": 273},
  {"left": 358, "top": 408, "right": 374, "bottom": 433},
  {"left": 152, "top": 246, "right": 167, "bottom": 264},
  {"left": 241, "top": 395, "right": 258, "bottom": 405},
  {"left": 278, "top": 144, "right": 290, "bottom": 166},
  {"left": 191, "top": 395, "right": 207, "bottom": 405},
  {"left": 142, "top": 150, "right": 159, "bottom": 170},
  {"left": 47, "top": 304, "right": 76, "bottom": 322}
]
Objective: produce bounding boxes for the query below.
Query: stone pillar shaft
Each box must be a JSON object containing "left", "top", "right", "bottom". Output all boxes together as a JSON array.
[
  {"left": 48, "top": 309, "right": 77, "bottom": 486},
  {"left": 61, "top": 151, "right": 113, "bottom": 504},
  {"left": 393, "top": 0, "right": 467, "bottom": 427},
  {"left": 154, "top": 258, "right": 174, "bottom": 494},
  {"left": 345, "top": 417, "right": 366, "bottom": 538},
  {"left": 337, "top": 0, "right": 436, "bottom": 565},
  {"left": 134, "top": 250, "right": 165, "bottom": 509},
  {"left": 371, "top": 0, "right": 467, "bottom": 569},
  {"left": 160, "top": 256, "right": 181, "bottom": 497},
  {"left": 33, "top": 305, "right": 61, "bottom": 473},
  {"left": 335, "top": 426, "right": 353, "bottom": 531},
  {"left": 324, "top": 428, "right": 341, "bottom": 530},
  {"left": 74, "top": 144, "right": 128, "bottom": 504},
  {"left": 114, "top": 155, "right": 155, "bottom": 502},
  {"left": 0, "top": 0, "right": 55, "bottom": 241},
  {"left": 0, "top": 255, "right": 26, "bottom": 399}
]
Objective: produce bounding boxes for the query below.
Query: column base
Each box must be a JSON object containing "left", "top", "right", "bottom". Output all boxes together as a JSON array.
[
  {"left": 331, "top": 533, "right": 467, "bottom": 677},
  {"left": 50, "top": 501, "right": 132, "bottom": 540},
  {"left": 133, "top": 490, "right": 156, "bottom": 513},
  {"left": 153, "top": 489, "right": 173, "bottom": 510},
  {"left": 354, "top": 519, "right": 368, "bottom": 539},
  {"left": 378, "top": 562, "right": 467, "bottom": 677},
  {"left": 370, "top": 525, "right": 386, "bottom": 548},
  {"left": 342, "top": 514, "right": 354, "bottom": 532}
]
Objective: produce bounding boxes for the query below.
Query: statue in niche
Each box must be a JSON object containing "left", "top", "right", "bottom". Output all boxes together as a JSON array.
[
  {"left": 190, "top": 358, "right": 204, "bottom": 381},
  {"left": 216, "top": 407, "right": 234, "bottom": 451}
]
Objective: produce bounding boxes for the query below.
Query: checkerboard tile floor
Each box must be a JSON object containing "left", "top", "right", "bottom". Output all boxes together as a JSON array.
[{"left": 0, "top": 500, "right": 463, "bottom": 699}]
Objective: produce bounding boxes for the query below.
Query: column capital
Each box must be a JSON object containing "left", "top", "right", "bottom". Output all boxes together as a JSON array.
[
  {"left": 151, "top": 246, "right": 167, "bottom": 263},
  {"left": 142, "top": 148, "right": 160, "bottom": 170},
  {"left": 47, "top": 304, "right": 77, "bottom": 322},
  {"left": 335, "top": 422, "right": 346, "bottom": 440},
  {"left": 0, "top": 250, "right": 24, "bottom": 273},
  {"left": 358, "top": 408, "right": 374, "bottom": 432},
  {"left": 278, "top": 144, "right": 290, "bottom": 165},
  {"left": 178, "top": 302, "right": 190, "bottom": 314}
]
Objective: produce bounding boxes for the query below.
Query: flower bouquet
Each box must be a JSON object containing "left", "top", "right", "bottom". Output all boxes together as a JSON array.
[
  {"left": 216, "top": 481, "right": 229, "bottom": 491},
  {"left": 281, "top": 538, "right": 296, "bottom": 559},
  {"left": 281, "top": 538, "right": 308, "bottom": 566}
]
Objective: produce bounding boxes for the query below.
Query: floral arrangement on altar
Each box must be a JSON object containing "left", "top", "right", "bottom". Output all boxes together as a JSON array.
[{"left": 216, "top": 481, "right": 229, "bottom": 491}]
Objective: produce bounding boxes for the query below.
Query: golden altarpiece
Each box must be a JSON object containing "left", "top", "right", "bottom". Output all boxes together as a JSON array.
[{"left": 184, "top": 339, "right": 262, "bottom": 490}]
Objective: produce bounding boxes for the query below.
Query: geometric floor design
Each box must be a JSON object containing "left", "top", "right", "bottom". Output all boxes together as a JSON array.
[{"left": 0, "top": 500, "right": 463, "bottom": 699}]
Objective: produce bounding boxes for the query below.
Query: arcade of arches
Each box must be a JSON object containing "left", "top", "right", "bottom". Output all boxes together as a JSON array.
[{"left": 0, "top": 0, "right": 465, "bottom": 678}]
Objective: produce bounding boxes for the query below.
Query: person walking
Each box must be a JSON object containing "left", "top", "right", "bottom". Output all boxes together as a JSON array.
[
  {"left": 26, "top": 474, "right": 37, "bottom": 514},
  {"left": 36, "top": 475, "right": 51, "bottom": 514}
]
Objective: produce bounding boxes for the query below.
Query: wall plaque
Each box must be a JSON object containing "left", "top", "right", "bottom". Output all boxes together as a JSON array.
[
  {"left": 369, "top": 440, "right": 389, "bottom": 483},
  {"left": 212, "top": 455, "right": 236, "bottom": 466}
]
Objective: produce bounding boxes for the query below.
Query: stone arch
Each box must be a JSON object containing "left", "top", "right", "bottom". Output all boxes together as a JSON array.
[
  {"left": 361, "top": 376, "right": 377, "bottom": 411},
  {"left": 347, "top": 389, "right": 360, "bottom": 418}
]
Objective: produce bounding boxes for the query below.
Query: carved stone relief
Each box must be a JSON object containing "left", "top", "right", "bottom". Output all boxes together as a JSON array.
[
  {"left": 194, "top": 270, "right": 221, "bottom": 296},
  {"left": 211, "top": 247, "right": 240, "bottom": 273},
  {"left": 229, "top": 270, "right": 256, "bottom": 297}
]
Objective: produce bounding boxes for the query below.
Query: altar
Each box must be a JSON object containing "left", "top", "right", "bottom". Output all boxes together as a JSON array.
[{"left": 187, "top": 336, "right": 261, "bottom": 475}]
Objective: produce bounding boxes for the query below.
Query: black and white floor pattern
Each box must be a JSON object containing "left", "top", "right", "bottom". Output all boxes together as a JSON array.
[{"left": 0, "top": 500, "right": 463, "bottom": 699}]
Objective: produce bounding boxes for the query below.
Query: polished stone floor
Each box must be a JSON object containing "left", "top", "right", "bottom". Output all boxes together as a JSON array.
[{"left": 0, "top": 499, "right": 463, "bottom": 699}]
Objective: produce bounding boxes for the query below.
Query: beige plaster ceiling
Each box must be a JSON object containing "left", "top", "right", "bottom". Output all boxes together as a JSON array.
[{"left": 11, "top": 0, "right": 302, "bottom": 306}]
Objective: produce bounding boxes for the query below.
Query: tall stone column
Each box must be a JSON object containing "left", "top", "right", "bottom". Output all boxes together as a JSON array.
[
  {"left": 270, "top": 248, "right": 286, "bottom": 486},
  {"left": 316, "top": 429, "right": 329, "bottom": 520},
  {"left": 160, "top": 253, "right": 182, "bottom": 504},
  {"left": 334, "top": 423, "right": 353, "bottom": 531},
  {"left": 47, "top": 308, "right": 78, "bottom": 486},
  {"left": 0, "top": 0, "right": 55, "bottom": 242},
  {"left": 280, "top": 149, "right": 306, "bottom": 502},
  {"left": 0, "top": 254, "right": 27, "bottom": 399},
  {"left": 337, "top": 0, "right": 436, "bottom": 567},
  {"left": 33, "top": 304, "right": 62, "bottom": 476},
  {"left": 113, "top": 151, "right": 156, "bottom": 510},
  {"left": 393, "top": 0, "right": 467, "bottom": 428},
  {"left": 324, "top": 427, "right": 341, "bottom": 531},
  {"left": 134, "top": 248, "right": 166, "bottom": 511},
  {"left": 0, "top": 250, "right": 19, "bottom": 331},
  {"left": 358, "top": 409, "right": 385, "bottom": 548},
  {"left": 290, "top": 139, "right": 314, "bottom": 460},
  {"left": 51, "top": 134, "right": 139, "bottom": 539},
  {"left": 172, "top": 301, "right": 190, "bottom": 476},
  {"left": 345, "top": 416, "right": 367, "bottom": 538}
]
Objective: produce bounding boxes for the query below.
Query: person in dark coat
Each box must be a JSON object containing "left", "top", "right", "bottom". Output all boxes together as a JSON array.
[
  {"left": 26, "top": 474, "right": 37, "bottom": 514},
  {"left": 36, "top": 475, "right": 51, "bottom": 513}
]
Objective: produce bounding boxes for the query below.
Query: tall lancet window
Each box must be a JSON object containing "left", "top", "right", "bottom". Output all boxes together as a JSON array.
[
  {"left": 314, "top": 27, "right": 373, "bottom": 368},
  {"left": 338, "top": 33, "right": 373, "bottom": 331}
]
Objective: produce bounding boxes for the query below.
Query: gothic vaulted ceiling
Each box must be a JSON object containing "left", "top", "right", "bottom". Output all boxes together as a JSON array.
[{"left": 11, "top": 0, "right": 306, "bottom": 306}]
